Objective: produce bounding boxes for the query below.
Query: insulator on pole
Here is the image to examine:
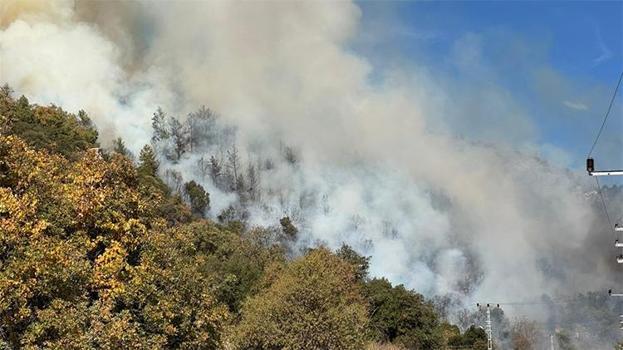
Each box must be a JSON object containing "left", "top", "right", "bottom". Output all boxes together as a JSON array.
[
  {"left": 592, "top": 170, "right": 623, "bottom": 176},
  {"left": 588, "top": 158, "right": 595, "bottom": 173},
  {"left": 610, "top": 289, "right": 623, "bottom": 297}
]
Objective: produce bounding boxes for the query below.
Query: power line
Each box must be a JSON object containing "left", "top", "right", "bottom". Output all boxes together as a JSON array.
[
  {"left": 478, "top": 297, "right": 594, "bottom": 307},
  {"left": 493, "top": 300, "right": 581, "bottom": 306},
  {"left": 587, "top": 70, "right": 623, "bottom": 158}
]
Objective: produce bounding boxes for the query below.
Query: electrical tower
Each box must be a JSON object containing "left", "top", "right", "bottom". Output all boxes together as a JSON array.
[{"left": 476, "top": 303, "right": 500, "bottom": 350}]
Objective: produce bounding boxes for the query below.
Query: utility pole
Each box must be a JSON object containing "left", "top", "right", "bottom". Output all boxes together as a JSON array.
[
  {"left": 587, "top": 70, "right": 623, "bottom": 333},
  {"left": 550, "top": 333, "right": 555, "bottom": 350},
  {"left": 486, "top": 307, "right": 492, "bottom": 350},
  {"left": 588, "top": 158, "right": 623, "bottom": 330},
  {"left": 588, "top": 159, "right": 623, "bottom": 266},
  {"left": 476, "top": 303, "right": 500, "bottom": 350}
]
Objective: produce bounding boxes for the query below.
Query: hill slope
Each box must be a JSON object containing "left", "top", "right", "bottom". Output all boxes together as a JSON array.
[{"left": 0, "top": 88, "right": 484, "bottom": 349}]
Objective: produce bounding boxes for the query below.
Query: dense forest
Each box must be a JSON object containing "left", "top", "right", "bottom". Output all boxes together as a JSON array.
[{"left": 0, "top": 85, "right": 621, "bottom": 349}]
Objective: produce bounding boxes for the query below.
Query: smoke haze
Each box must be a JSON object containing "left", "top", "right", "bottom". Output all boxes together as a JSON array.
[{"left": 1, "top": 0, "right": 618, "bottom": 335}]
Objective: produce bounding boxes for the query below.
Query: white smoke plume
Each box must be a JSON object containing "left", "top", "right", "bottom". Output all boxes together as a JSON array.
[{"left": 1, "top": 0, "right": 616, "bottom": 333}]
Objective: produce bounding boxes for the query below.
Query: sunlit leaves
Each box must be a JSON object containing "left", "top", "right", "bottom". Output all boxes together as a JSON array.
[{"left": 232, "top": 248, "right": 369, "bottom": 349}]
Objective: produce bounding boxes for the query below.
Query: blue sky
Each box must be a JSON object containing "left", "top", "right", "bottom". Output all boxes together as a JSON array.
[{"left": 353, "top": 1, "right": 623, "bottom": 171}]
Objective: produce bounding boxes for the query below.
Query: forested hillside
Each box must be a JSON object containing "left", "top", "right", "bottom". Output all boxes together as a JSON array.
[{"left": 0, "top": 86, "right": 492, "bottom": 349}]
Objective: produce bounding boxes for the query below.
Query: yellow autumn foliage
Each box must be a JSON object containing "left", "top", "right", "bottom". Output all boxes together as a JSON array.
[
  {"left": 0, "top": 135, "right": 229, "bottom": 348},
  {"left": 0, "top": 93, "right": 439, "bottom": 349}
]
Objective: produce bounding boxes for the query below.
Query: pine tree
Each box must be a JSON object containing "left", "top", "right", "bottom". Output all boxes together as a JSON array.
[
  {"left": 138, "top": 144, "right": 159, "bottom": 177},
  {"left": 246, "top": 164, "right": 258, "bottom": 201},
  {"left": 77, "top": 110, "right": 95, "bottom": 131},
  {"left": 151, "top": 107, "right": 169, "bottom": 144},
  {"left": 336, "top": 244, "right": 369, "bottom": 282},
  {"left": 112, "top": 137, "right": 132, "bottom": 159},
  {"left": 184, "top": 180, "right": 210, "bottom": 216},
  {"left": 187, "top": 105, "right": 217, "bottom": 152},
  {"left": 197, "top": 156, "right": 210, "bottom": 179},
  {"left": 209, "top": 156, "right": 222, "bottom": 184},
  {"left": 0, "top": 83, "right": 12, "bottom": 98},
  {"left": 165, "top": 169, "right": 183, "bottom": 193},
  {"left": 236, "top": 174, "right": 246, "bottom": 197},
  {"left": 168, "top": 116, "right": 188, "bottom": 161},
  {"left": 282, "top": 145, "right": 298, "bottom": 165},
  {"left": 226, "top": 145, "right": 241, "bottom": 192}
]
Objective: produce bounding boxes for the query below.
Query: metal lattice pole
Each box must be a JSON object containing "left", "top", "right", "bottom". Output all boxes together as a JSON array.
[
  {"left": 588, "top": 158, "right": 623, "bottom": 330},
  {"left": 486, "top": 307, "right": 492, "bottom": 350},
  {"left": 477, "top": 303, "right": 500, "bottom": 350}
]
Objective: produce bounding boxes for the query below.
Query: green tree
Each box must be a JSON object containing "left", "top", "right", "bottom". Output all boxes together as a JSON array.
[
  {"left": 448, "top": 325, "right": 488, "bottom": 349},
  {"left": 336, "top": 244, "right": 370, "bottom": 282},
  {"left": 209, "top": 155, "right": 221, "bottom": 185},
  {"left": 364, "top": 278, "right": 443, "bottom": 349},
  {"left": 232, "top": 248, "right": 369, "bottom": 349},
  {"left": 138, "top": 144, "right": 159, "bottom": 177},
  {"left": 119, "top": 222, "right": 231, "bottom": 348},
  {"left": 438, "top": 322, "right": 460, "bottom": 348},
  {"left": 0, "top": 89, "right": 98, "bottom": 159},
  {"left": 112, "top": 137, "right": 132, "bottom": 159},
  {"left": 184, "top": 180, "right": 210, "bottom": 216},
  {"left": 226, "top": 145, "right": 241, "bottom": 192},
  {"left": 168, "top": 116, "right": 188, "bottom": 161},
  {"left": 151, "top": 107, "right": 169, "bottom": 144},
  {"left": 200, "top": 225, "right": 285, "bottom": 314},
  {"left": 279, "top": 216, "right": 298, "bottom": 240}
]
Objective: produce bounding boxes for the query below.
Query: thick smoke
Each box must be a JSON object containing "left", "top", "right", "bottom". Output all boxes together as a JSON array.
[{"left": 1, "top": 0, "right": 619, "bottom": 337}]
